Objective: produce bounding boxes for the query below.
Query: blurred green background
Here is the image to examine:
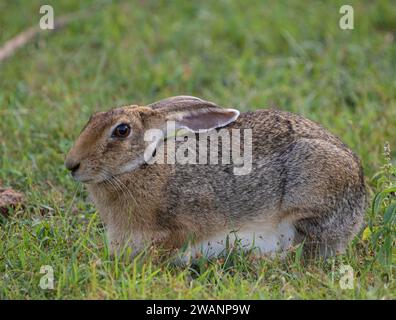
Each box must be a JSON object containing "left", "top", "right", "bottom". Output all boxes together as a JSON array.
[{"left": 0, "top": 0, "right": 395, "bottom": 299}]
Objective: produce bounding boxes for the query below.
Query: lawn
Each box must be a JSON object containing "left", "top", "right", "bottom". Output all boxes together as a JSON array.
[{"left": 0, "top": 0, "right": 395, "bottom": 299}]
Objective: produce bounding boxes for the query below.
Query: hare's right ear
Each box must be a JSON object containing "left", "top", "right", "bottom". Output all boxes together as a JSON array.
[
  {"left": 146, "top": 95, "right": 239, "bottom": 132},
  {"left": 148, "top": 96, "right": 213, "bottom": 110}
]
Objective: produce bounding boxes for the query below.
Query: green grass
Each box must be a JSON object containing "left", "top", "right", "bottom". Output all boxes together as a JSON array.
[{"left": 0, "top": 0, "right": 395, "bottom": 299}]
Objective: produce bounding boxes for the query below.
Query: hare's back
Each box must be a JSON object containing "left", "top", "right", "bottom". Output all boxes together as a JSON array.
[{"left": 159, "top": 108, "right": 364, "bottom": 228}]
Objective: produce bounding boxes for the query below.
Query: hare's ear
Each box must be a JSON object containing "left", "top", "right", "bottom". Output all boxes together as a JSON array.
[
  {"left": 148, "top": 96, "right": 214, "bottom": 110},
  {"left": 167, "top": 107, "right": 239, "bottom": 132},
  {"left": 148, "top": 96, "right": 239, "bottom": 132}
]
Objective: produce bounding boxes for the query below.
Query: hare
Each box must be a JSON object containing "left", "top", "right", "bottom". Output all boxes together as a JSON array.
[{"left": 65, "top": 96, "right": 366, "bottom": 261}]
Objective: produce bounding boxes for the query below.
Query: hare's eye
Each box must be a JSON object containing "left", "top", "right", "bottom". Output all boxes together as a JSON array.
[{"left": 112, "top": 124, "right": 131, "bottom": 138}]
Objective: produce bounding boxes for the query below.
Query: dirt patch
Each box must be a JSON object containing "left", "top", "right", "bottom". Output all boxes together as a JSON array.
[{"left": 0, "top": 187, "right": 24, "bottom": 217}]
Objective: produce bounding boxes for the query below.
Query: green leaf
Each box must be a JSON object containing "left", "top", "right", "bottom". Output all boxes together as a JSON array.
[
  {"left": 362, "top": 227, "right": 371, "bottom": 241},
  {"left": 372, "top": 192, "right": 385, "bottom": 215},
  {"left": 383, "top": 203, "right": 396, "bottom": 225}
]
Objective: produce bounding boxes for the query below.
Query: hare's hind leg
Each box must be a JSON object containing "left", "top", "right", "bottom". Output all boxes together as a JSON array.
[
  {"left": 293, "top": 205, "right": 364, "bottom": 259},
  {"left": 292, "top": 220, "right": 347, "bottom": 259},
  {"left": 280, "top": 139, "right": 366, "bottom": 259},
  {"left": 286, "top": 185, "right": 365, "bottom": 258}
]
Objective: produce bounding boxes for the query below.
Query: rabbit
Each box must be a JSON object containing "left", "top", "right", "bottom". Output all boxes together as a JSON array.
[{"left": 65, "top": 95, "right": 367, "bottom": 261}]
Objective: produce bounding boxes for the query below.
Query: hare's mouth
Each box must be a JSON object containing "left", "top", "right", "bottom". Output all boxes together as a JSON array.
[
  {"left": 93, "top": 173, "right": 130, "bottom": 189},
  {"left": 71, "top": 174, "right": 97, "bottom": 184},
  {"left": 73, "top": 156, "right": 145, "bottom": 185},
  {"left": 71, "top": 169, "right": 108, "bottom": 184},
  {"left": 87, "top": 170, "right": 127, "bottom": 185}
]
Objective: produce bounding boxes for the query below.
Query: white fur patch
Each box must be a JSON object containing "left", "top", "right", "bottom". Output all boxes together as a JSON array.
[
  {"left": 178, "top": 220, "right": 295, "bottom": 263},
  {"left": 120, "top": 156, "right": 145, "bottom": 174}
]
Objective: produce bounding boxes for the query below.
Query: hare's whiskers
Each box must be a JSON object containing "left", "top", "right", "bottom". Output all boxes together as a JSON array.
[
  {"left": 100, "top": 167, "right": 139, "bottom": 208},
  {"left": 112, "top": 175, "right": 139, "bottom": 208},
  {"left": 99, "top": 169, "right": 130, "bottom": 203}
]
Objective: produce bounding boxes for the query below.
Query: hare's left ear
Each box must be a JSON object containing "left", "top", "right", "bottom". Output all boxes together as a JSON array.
[
  {"left": 148, "top": 95, "right": 239, "bottom": 132},
  {"left": 167, "top": 107, "right": 239, "bottom": 132}
]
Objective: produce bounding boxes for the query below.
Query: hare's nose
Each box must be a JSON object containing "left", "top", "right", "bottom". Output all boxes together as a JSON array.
[{"left": 65, "top": 160, "right": 80, "bottom": 173}]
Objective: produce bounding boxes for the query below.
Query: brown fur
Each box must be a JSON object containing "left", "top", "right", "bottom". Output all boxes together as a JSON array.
[{"left": 65, "top": 96, "right": 367, "bottom": 258}]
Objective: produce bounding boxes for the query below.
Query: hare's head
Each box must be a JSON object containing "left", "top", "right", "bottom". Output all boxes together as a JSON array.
[{"left": 65, "top": 96, "right": 239, "bottom": 183}]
